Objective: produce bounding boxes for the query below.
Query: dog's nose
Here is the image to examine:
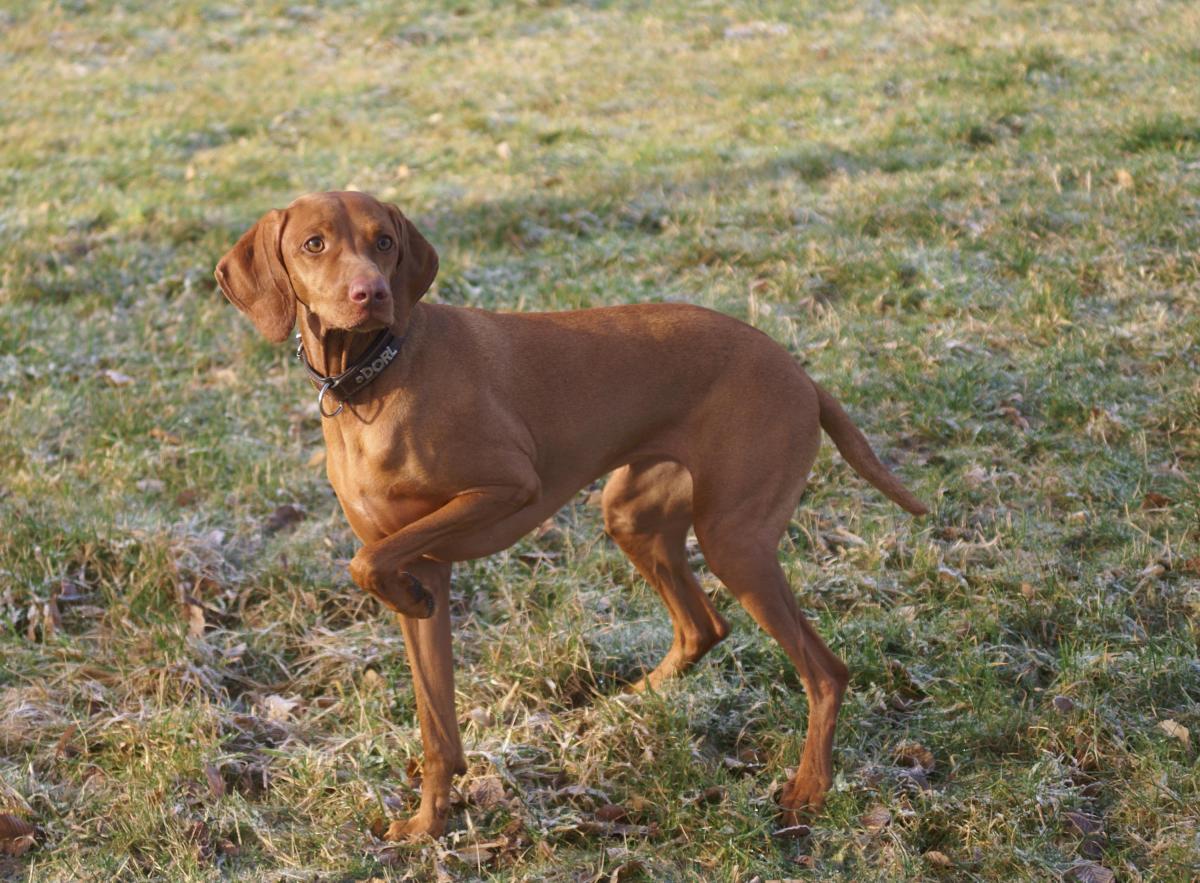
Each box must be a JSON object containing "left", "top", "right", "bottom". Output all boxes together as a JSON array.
[{"left": 348, "top": 276, "right": 390, "bottom": 304}]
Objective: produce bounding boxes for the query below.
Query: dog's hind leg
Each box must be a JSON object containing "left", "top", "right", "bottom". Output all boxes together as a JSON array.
[{"left": 602, "top": 460, "right": 730, "bottom": 692}]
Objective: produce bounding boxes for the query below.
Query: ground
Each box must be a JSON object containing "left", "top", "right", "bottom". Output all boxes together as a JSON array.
[{"left": 1, "top": 1, "right": 1198, "bottom": 880}]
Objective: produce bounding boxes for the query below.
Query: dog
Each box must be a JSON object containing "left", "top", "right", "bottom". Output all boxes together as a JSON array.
[{"left": 215, "top": 190, "right": 927, "bottom": 839}]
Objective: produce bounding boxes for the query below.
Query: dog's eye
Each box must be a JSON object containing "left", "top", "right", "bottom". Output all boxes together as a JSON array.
[
  {"left": 376, "top": 235, "right": 394, "bottom": 252},
  {"left": 303, "top": 236, "right": 324, "bottom": 254}
]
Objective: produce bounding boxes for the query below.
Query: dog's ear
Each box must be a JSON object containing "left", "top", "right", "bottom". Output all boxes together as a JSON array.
[
  {"left": 385, "top": 204, "right": 439, "bottom": 306},
  {"left": 214, "top": 209, "right": 297, "bottom": 343}
]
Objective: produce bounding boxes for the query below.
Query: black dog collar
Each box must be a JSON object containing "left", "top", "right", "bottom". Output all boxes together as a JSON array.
[{"left": 296, "top": 329, "right": 404, "bottom": 418}]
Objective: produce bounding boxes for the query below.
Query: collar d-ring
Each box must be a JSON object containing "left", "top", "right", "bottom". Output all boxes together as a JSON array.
[
  {"left": 317, "top": 381, "right": 344, "bottom": 418},
  {"left": 296, "top": 329, "right": 405, "bottom": 419}
]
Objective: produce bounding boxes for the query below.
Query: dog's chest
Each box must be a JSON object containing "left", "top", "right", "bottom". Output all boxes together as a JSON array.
[{"left": 323, "top": 426, "right": 449, "bottom": 542}]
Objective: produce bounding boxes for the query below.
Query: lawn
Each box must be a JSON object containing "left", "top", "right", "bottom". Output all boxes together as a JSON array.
[{"left": 1, "top": 1, "right": 1198, "bottom": 880}]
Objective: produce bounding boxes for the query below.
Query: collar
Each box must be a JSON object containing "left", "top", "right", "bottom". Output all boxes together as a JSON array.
[{"left": 295, "top": 328, "right": 404, "bottom": 418}]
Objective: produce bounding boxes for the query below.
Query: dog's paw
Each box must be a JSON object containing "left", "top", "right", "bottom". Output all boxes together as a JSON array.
[
  {"left": 383, "top": 812, "right": 445, "bottom": 841},
  {"left": 349, "top": 556, "right": 435, "bottom": 619},
  {"left": 778, "top": 775, "right": 829, "bottom": 826}
]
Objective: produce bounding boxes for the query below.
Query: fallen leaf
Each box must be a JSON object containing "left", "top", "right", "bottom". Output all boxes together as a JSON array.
[
  {"left": 1140, "top": 492, "right": 1171, "bottom": 510},
  {"left": 175, "top": 488, "right": 201, "bottom": 506},
  {"left": 699, "top": 786, "right": 724, "bottom": 804},
  {"left": 265, "top": 504, "right": 307, "bottom": 533},
  {"left": 595, "top": 803, "right": 628, "bottom": 823},
  {"left": 449, "top": 845, "right": 496, "bottom": 864},
  {"left": 1063, "top": 811, "right": 1102, "bottom": 836},
  {"left": 997, "top": 405, "right": 1030, "bottom": 431},
  {"left": 896, "top": 766, "right": 932, "bottom": 791},
  {"left": 204, "top": 763, "right": 226, "bottom": 799},
  {"left": 261, "top": 694, "right": 302, "bottom": 723},
  {"left": 102, "top": 369, "right": 134, "bottom": 386},
  {"left": 609, "top": 859, "right": 648, "bottom": 881},
  {"left": 1063, "top": 861, "right": 1115, "bottom": 883},
  {"left": 924, "top": 850, "right": 952, "bottom": 867},
  {"left": 186, "top": 600, "right": 206, "bottom": 638},
  {"left": 1114, "top": 169, "right": 1134, "bottom": 190},
  {"left": 150, "top": 426, "right": 182, "bottom": 445},
  {"left": 467, "top": 775, "right": 506, "bottom": 810},
  {"left": 465, "top": 706, "right": 492, "bottom": 727},
  {"left": 861, "top": 806, "right": 892, "bottom": 833},
  {"left": 0, "top": 814, "right": 36, "bottom": 857},
  {"left": 54, "top": 723, "right": 80, "bottom": 758},
  {"left": 1052, "top": 695, "right": 1076, "bottom": 713},
  {"left": 894, "top": 741, "right": 935, "bottom": 772},
  {"left": 136, "top": 478, "right": 166, "bottom": 494},
  {"left": 1158, "top": 719, "right": 1190, "bottom": 748}
]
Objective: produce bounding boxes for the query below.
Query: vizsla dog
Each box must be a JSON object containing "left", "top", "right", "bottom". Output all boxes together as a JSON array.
[{"left": 216, "top": 190, "right": 927, "bottom": 839}]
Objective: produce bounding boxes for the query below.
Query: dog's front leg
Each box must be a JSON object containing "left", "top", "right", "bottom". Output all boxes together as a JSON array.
[
  {"left": 383, "top": 557, "right": 464, "bottom": 841},
  {"left": 349, "top": 478, "right": 539, "bottom": 618}
]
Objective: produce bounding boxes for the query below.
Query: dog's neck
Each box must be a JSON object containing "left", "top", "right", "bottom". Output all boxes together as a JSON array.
[{"left": 297, "top": 304, "right": 390, "bottom": 378}]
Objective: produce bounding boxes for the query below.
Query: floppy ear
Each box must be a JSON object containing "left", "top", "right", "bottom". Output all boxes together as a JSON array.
[
  {"left": 385, "top": 204, "right": 439, "bottom": 306},
  {"left": 214, "top": 209, "right": 297, "bottom": 343}
]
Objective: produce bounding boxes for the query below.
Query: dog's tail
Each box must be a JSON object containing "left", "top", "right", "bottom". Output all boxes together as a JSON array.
[{"left": 814, "top": 381, "right": 929, "bottom": 516}]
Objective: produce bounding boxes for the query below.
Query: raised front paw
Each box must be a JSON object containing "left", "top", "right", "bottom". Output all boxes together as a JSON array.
[{"left": 349, "top": 554, "right": 435, "bottom": 619}]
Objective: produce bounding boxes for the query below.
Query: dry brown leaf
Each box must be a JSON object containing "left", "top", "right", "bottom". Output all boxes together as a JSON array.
[
  {"left": 924, "top": 849, "right": 952, "bottom": 867},
  {"left": 1052, "top": 695, "right": 1076, "bottom": 713},
  {"left": 0, "top": 814, "right": 36, "bottom": 857},
  {"left": 1141, "top": 492, "right": 1171, "bottom": 510},
  {"left": 609, "top": 859, "right": 648, "bottom": 881},
  {"left": 861, "top": 806, "right": 892, "bottom": 833},
  {"left": 894, "top": 740, "right": 935, "bottom": 772},
  {"left": 54, "top": 723, "right": 79, "bottom": 759},
  {"left": 150, "top": 426, "right": 182, "bottom": 445},
  {"left": 450, "top": 845, "right": 496, "bottom": 864},
  {"left": 467, "top": 775, "right": 506, "bottom": 810},
  {"left": 1063, "top": 811, "right": 1102, "bottom": 836},
  {"left": 595, "top": 803, "right": 628, "bottom": 823},
  {"left": 1158, "top": 719, "right": 1190, "bottom": 749},
  {"left": 204, "top": 763, "right": 226, "bottom": 799},
  {"left": 265, "top": 504, "right": 307, "bottom": 533},
  {"left": 186, "top": 601, "right": 206, "bottom": 638},
  {"left": 1063, "top": 861, "right": 1116, "bottom": 883}
]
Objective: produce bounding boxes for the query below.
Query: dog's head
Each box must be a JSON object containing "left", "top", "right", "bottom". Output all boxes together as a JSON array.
[{"left": 215, "top": 191, "right": 438, "bottom": 342}]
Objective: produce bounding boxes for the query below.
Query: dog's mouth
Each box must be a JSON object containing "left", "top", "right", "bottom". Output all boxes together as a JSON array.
[{"left": 345, "top": 298, "right": 395, "bottom": 329}]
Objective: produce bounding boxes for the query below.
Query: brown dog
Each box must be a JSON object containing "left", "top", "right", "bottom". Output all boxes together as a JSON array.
[{"left": 216, "top": 190, "right": 927, "bottom": 839}]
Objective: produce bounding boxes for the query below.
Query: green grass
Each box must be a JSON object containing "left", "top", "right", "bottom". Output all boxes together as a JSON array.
[{"left": 2, "top": 0, "right": 1199, "bottom": 880}]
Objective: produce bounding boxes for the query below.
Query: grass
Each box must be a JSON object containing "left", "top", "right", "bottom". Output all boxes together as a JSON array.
[{"left": 2, "top": 0, "right": 1199, "bottom": 879}]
